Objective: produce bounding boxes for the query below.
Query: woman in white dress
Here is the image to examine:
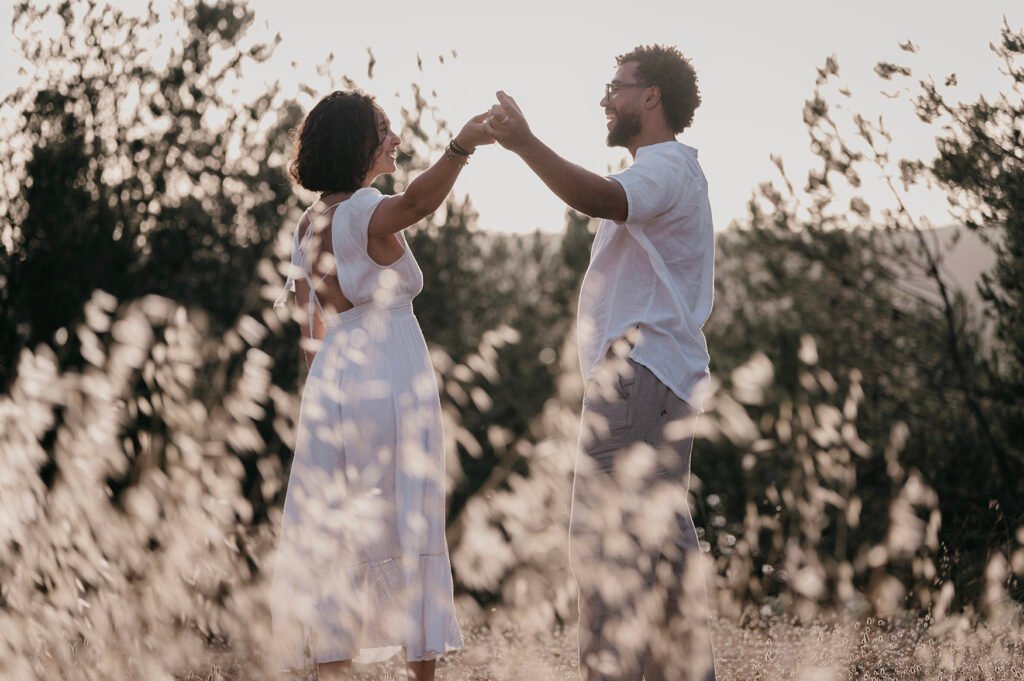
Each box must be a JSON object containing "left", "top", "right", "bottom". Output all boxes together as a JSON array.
[{"left": 270, "top": 90, "right": 492, "bottom": 681}]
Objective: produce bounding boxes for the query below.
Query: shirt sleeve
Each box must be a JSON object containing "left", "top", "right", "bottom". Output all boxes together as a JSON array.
[
  {"left": 608, "top": 150, "right": 677, "bottom": 225},
  {"left": 333, "top": 186, "right": 386, "bottom": 257}
]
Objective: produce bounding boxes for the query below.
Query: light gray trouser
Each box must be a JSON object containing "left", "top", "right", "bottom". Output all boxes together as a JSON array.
[{"left": 570, "top": 355, "right": 717, "bottom": 681}]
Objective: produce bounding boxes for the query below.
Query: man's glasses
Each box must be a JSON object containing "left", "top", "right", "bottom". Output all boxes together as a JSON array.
[{"left": 604, "top": 82, "right": 649, "bottom": 98}]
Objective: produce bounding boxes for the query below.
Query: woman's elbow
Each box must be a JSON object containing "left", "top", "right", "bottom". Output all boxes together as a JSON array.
[{"left": 399, "top": 188, "right": 442, "bottom": 222}]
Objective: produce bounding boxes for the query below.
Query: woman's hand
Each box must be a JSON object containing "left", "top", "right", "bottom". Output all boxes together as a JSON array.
[
  {"left": 367, "top": 111, "right": 495, "bottom": 237},
  {"left": 454, "top": 112, "right": 496, "bottom": 152}
]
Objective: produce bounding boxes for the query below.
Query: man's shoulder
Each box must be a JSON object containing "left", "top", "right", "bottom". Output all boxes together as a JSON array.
[
  {"left": 637, "top": 140, "right": 695, "bottom": 158},
  {"left": 627, "top": 142, "right": 705, "bottom": 190},
  {"left": 632, "top": 141, "right": 699, "bottom": 174}
]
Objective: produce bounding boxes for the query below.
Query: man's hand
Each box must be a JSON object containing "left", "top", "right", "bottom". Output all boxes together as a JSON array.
[
  {"left": 480, "top": 90, "right": 628, "bottom": 221},
  {"left": 484, "top": 91, "right": 536, "bottom": 153}
]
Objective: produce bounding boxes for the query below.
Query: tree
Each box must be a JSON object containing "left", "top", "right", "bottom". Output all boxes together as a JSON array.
[
  {"left": 699, "top": 23, "right": 1024, "bottom": 610},
  {"left": 926, "top": 22, "right": 1024, "bottom": 471},
  {"left": 0, "top": 0, "right": 299, "bottom": 390}
]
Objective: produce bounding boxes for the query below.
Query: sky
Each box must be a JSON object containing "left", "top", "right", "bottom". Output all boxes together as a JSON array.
[{"left": 2, "top": 0, "right": 1022, "bottom": 234}]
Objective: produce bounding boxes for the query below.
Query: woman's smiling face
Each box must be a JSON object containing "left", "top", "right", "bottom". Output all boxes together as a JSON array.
[{"left": 368, "top": 109, "right": 400, "bottom": 178}]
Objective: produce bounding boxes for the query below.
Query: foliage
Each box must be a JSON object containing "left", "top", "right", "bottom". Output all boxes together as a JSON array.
[
  {"left": 695, "top": 23, "right": 1024, "bottom": 611},
  {"left": 0, "top": 295, "right": 284, "bottom": 679},
  {"left": 927, "top": 24, "right": 1024, "bottom": 495},
  {"left": 0, "top": 0, "right": 301, "bottom": 391}
]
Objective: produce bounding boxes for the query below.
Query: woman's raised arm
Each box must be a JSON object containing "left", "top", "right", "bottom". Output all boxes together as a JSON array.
[{"left": 367, "top": 113, "right": 493, "bottom": 237}]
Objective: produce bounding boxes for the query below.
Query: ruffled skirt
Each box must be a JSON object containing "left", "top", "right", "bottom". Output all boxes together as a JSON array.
[{"left": 270, "top": 301, "right": 463, "bottom": 668}]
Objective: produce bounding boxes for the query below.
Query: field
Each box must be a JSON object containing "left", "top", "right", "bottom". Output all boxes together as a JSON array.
[{"left": 169, "top": 609, "right": 1024, "bottom": 680}]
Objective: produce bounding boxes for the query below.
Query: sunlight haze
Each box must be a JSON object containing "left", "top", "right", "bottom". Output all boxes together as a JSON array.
[{"left": 3, "top": 0, "right": 1021, "bottom": 233}]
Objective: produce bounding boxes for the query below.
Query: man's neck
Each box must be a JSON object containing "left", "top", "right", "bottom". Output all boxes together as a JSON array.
[{"left": 627, "top": 125, "right": 676, "bottom": 159}]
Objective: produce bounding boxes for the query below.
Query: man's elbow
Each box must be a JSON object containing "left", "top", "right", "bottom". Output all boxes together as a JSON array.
[
  {"left": 600, "top": 199, "right": 629, "bottom": 222},
  {"left": 580, "top": 189, "right": 627, "bottom": 222}
]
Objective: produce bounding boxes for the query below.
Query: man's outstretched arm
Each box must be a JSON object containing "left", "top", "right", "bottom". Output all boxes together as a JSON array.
[{"left": 485, "top": 91, "right": 628, "bottom": 222}]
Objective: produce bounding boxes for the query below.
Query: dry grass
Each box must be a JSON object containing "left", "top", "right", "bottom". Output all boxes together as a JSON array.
[
  {"left": 171, "top": 609, "right": 1024, "bottom": 680},
  {"left": 3, "top": 284, "right": 1023, "bottom": 680},
  {"left": 441, "top": 614, "right": 1024, "bottom": 681}
]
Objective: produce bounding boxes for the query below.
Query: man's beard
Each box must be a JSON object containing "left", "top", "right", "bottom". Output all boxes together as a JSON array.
[{"left": 606, "top": 109, "right": 642, "bottom": 147}]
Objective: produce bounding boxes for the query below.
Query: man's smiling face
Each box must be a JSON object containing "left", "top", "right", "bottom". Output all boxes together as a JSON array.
[{"left": 601, "top": 61, "right": 646, "bottom": 148}]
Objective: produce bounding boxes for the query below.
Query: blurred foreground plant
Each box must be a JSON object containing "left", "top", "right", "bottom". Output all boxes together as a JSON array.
[{"left": 0, "top": 292, "right": 290, "bottom": 679}]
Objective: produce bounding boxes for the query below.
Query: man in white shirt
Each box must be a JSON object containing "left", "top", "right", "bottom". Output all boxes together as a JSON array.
[{"left": 486, "top": 44, "right": 717, "bottom": 681}]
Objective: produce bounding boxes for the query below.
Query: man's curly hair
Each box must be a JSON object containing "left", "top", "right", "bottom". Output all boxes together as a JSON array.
[
  {"left": 288, "top": 90, "right": 382, "bottom": 194},
  {"left": 616, "top": 45, "right": 701, "bottom": 133}
]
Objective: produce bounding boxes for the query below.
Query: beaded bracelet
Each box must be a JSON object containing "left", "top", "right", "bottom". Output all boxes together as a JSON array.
[
  {"left": 444, "top": 141, "right": 471, "bottom": 166},
  {"left": 449, "top": 138, "right": 473, "bottom": 157}
]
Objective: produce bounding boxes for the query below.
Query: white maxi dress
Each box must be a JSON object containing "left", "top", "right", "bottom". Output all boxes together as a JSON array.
[{"left": 270, "top": 187, "right": 463, "bottom": 669}]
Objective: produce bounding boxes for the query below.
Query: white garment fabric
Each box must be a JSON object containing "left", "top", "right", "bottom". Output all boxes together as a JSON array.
[
  {"left": 577, "top": 140, "right": 715, "bottom": 411},
  {"left": 270, "top": 187, "right": 463, "bottom": 669}
]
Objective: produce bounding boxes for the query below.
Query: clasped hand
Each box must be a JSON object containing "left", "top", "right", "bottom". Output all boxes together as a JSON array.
[
  {"left": 484, "top": 91, "right": 532, "bottom": 152},
  {"left": 456, "top": 90, "right": 532, "bottom": 153}
]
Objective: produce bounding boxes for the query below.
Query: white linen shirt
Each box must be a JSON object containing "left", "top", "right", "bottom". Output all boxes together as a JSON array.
[{"left": 577, "top": 140, "right": 715, "bottom": 411}]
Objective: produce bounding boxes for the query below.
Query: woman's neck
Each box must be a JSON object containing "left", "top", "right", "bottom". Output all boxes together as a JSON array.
[{"left": 318, "top": 190, "right": 352, "bottom": 207}]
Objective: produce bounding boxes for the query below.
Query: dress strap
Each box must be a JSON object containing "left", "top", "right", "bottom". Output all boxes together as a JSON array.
[
  {"left": 274, "top": 199, "right": 349, "bottom": 319},
  {"left": 296, "top": 201, "right": 347, "bottom": 324},
  {"left": 274, "top": 206, "right": 315, "bottom": 311},
  {"left": 303, "top": 270, "right": 330, "bottom": 330},
  {"left": 311, "top": 197, "right": 351, "bottom": 216}
]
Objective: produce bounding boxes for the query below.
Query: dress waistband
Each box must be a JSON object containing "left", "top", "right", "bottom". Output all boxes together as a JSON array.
[{"left": 325, "top": 299, "right": 414, "bottom": 328}]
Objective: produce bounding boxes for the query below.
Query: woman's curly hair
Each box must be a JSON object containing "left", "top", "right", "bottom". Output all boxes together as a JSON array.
[
  {"left": 616, "top": 45, "right": 701, "bottom": 133},
  {"left": 288, "top": 90, "right": 382, "bottom": 193}
]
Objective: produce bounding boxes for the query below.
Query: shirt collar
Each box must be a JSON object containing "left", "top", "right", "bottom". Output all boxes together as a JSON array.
[{"left": 635, "top": 140, "right": 697, "bottom": 158}]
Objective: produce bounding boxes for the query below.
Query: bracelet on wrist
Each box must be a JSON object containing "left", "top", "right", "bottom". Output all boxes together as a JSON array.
[
  {"left": 443, "top": 147, "right": 470, "bottom": 167},
  {"left": 448, "top": 138, "right": 474, "bottom": 157}
]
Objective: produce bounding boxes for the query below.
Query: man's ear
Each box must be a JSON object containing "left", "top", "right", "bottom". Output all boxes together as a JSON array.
[{"left": 643, "top": 85, "right": 662, "bottom": 110}]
